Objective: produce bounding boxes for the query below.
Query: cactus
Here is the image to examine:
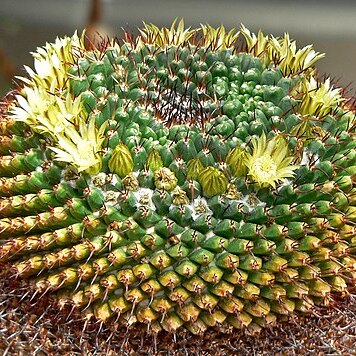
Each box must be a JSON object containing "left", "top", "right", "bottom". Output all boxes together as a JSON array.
[{"left": 0, "top": 20, "right": 355, "bottom": 335}]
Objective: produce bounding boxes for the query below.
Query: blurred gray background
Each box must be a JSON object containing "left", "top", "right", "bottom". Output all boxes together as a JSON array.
[{"left": 1, "top": 0, "right": 356, "bottom": 96}]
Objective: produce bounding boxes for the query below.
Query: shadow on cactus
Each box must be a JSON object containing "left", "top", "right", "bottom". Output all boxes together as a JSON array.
[{"left": 0, "top": 20, "right": 355, "bottom": 335}]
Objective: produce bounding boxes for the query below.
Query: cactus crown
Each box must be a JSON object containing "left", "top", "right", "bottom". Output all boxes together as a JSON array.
[{"left": 0, "top": 20, "right": 355, "bottom": 335}]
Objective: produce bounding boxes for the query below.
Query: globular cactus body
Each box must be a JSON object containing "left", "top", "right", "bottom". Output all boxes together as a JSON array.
[{"left": 0, "top": 21, "right": 355, "bottom": 334}]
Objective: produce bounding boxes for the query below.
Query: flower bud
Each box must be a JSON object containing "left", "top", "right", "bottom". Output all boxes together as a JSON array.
[
  {"left": 198, "top": 166, "right": 228, "bottom": 198},
  {"left": 108, "top": 143, "right": 133, "bottom": 177}
]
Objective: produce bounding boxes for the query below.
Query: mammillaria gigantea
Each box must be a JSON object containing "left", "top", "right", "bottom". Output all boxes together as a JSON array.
[{"left": 0, "top": 20, "right": 355, "bottom": 335}]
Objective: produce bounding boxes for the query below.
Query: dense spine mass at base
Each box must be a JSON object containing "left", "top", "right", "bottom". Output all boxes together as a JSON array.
[{"left": 0, "top": 22, "right": 355, "bottom": 334}]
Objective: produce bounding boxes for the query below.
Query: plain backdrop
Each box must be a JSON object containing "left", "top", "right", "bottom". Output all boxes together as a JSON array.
[{"left": 0, "top": 0, "right": 356, "bottom": 95}]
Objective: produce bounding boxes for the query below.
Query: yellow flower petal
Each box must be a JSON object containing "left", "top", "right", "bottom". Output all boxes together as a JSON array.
[{"left": 245, "top": 133, "right": 298, "bottom": 188}]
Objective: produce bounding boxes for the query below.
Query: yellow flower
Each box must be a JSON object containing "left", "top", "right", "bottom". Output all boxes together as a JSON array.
[
  {"left": 50, "top": 117, "right": 106, "bottom": 174},
  {"left": 17, "top": 32, "right": 84, "bottom": 93},
  {"left": 12, "top": 88, "right": 85, "bottom": 138},
  {"left": 137, "top": 19, "right": 196, "bottom": 48},
  {"left": 295, "top": 77, "right": 343, "bottom": 118},
  {"left": 267, "top": 34, "right": 324, "bottom": 76},
  {"left": 244, "top": 133, "right": 298, "bottom": 188},
  {"left": 240, "top": 25, "right": 269, "bottom": 58},
  {"left": 240, "top": 25, "right": 324, "bottom": 76},
  {"left": 10, "top": 31, "right": 106, "bottom": 175},
  {"left": 200, "top": 24, "right": 239, "bottom": 49}
]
